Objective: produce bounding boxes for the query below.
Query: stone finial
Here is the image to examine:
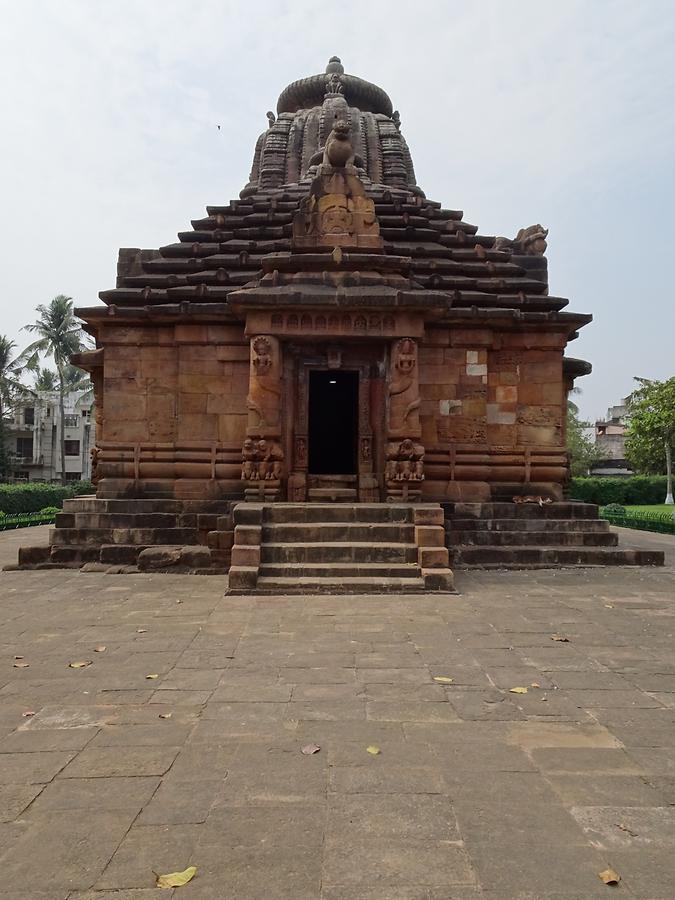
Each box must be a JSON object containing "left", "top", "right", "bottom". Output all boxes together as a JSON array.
[
  {"left": 266, "top": 111, "right": 276, "bottom": 128},
  {"left": 326, "top": 56, "right": 344, "bottom": 75}
]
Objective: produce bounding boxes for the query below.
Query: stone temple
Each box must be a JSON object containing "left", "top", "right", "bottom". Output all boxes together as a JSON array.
[{"left": 17, "top": 58, "right": 663, "bottom": 586}]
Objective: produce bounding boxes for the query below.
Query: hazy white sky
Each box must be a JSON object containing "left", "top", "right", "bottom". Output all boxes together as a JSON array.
[{"left": 1, "top": 0, "right": 673, "bottom": 421}]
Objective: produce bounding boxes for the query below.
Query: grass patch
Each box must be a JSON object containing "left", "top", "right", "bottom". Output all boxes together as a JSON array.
[{"left": 624, "top": 504, "right": 675, "bottom": 515}]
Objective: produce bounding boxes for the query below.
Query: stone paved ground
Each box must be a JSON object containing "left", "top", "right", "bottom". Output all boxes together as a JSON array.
[{"left": 1, "top": 526, "right": 675, "bottom": 899}]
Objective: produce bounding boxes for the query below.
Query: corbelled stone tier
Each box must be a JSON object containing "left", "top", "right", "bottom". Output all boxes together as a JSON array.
[{"left": 79, "top": 58, "right": 588, "bottom": 346}]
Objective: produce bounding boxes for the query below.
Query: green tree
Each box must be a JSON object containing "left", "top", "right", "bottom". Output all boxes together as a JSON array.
[
  {"left": 566, "top": 394, "right": 605, "bottom": 477},
  {"left": 33, "top": 367, "right": 59, "bottom": 392},
  {"left": 625, "top": 377, "right": 675, "bottom": 505},
  {"left": 0, "top": 337, "right": 38, "bottom": 479},
  {"left": 23, "top": 296, "right": 84, "bottom": 485}
]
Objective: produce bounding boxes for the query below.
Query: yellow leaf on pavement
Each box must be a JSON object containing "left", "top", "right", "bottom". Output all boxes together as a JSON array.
[
  {"left": 13, "top": 661, "right": 30, "bottom": 668},
  {"left": 598, "top": 868, "right": 620, "bottom": 885},
  {"left": 366, "top": 745, "right": 381, "bottom": 755},
  {"left": 155, "top": 866, "right": 197, "bottom": 889},
  {"left": 433, "top": 676, "right": 454, "bottom": 684},
  {"left": 146, "top": 673, "right": 159, "bottom": 680},
  {"left": 551, "top": 634, "right": 570, "bottom": 642},
  {"left": 94, "top": 646, "right": 106, "bottom": 652},
  {"left": 158, "top": 713, "right": 172, "bottom": 719},
  {"left": 68, "top": 660, "right": 92, "bottom": 669},
  {"left": 509, "top": 687, "right": 528, "bottom": 694}
]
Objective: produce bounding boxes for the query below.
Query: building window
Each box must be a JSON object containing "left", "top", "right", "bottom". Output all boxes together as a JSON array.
[
  {"left": 64, "top": 415, "right": 79, "bottom": 428},
  {"left": 16, "top": 437, "right": 33, "bottom": 458},
  {"left": 24, "top": 407, "right": 35, "bottom": 425},
  {"left": 64, "top": 440, "right": 80, "bottom": 456},
  {"left": 46, "top": 407, "right": 51, "bottom": 417},
  {"left": 65, "top": 472, "right": 82, "bottom": 481}
]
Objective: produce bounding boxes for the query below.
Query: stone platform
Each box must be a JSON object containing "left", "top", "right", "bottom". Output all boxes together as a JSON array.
[
  {"left": 0, "top": 526, "right": 674, "bottom": 898},
  {"left": 444, "top": 501, "right": 665, "bottom": 568}
]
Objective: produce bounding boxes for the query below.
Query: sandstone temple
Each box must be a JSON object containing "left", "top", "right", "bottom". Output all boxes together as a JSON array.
[{"left": 17, "top": 58, "right": 662, "bottom": 586}]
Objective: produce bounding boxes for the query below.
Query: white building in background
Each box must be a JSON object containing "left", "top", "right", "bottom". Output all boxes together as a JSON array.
[
  {"left": 6, "top": 390, "right": 95, "bottom": 482},
  {"left": 591, "top": 398, "right": 633, "bottom": 477}
]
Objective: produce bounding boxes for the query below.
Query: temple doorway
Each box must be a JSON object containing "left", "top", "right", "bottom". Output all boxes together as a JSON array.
[{"left": 308, "top": 370, "right": 358, "bottom": 475}]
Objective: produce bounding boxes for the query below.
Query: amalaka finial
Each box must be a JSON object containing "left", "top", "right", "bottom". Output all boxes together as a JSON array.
[{"left": 326, "top": 56, "right": 344, "bottom": 75}]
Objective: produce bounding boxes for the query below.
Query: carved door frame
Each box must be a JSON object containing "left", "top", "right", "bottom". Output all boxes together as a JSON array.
[{"left": 283, "top": 344, "right": 383, "bottom": 502}]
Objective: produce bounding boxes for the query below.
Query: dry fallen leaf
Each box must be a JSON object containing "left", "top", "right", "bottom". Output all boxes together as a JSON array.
[
  {"left": 551, "top": 635, "right": 570, "bottom": 642},
  {"left": 94, "top": 645, "right": 106, "bottom": 653},
  {"left": 22, "top": 710, "right": 35, "bottom": 717},
  {"left": 509, "top": 687, "right": 528, "bottom": 694},
  {"left": 604, "top": 604, "right": 614, "bottom": 609},
  {"left": 13, "top": 661, "right": 30, "bottom": 668},
  {"left": 615, "top": 822, "right": 638, "bottom": 837},
  {"left": 68, "top": 660, "right": 92, "bottom": 669},
  {"left": 530, "top": 682, "right": 541, "bottom": 688},
  {"left": 158, "top": 713, "right": 172, "bottom": 720},
  {"left": 366, "top": 745, "right": 381, "bottom": 755},
  {"left": 154, "top": 865, "right": 197, "bottom": 889},
  {"left": 14, "top": 655, "right": 24, "bottom": 660},
  {"left": 145, "top": 673, "right": 159, "bottom": 680},
  {"left": 136, "top": 628, "right": 147, "bottom": 634},
  {"left": 598, "top": 868, "right": 620, "bottom": 885},
  {"left": 301, "top": 743, "right": 321, "bottom": 755},
  {"left": 433, "top": 676, "right": 454, "bottom": 684}
]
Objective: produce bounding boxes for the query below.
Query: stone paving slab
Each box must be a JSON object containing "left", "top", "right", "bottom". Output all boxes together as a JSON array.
[{"left": 0, "top": 528, "right": 674, "bottom": 897}]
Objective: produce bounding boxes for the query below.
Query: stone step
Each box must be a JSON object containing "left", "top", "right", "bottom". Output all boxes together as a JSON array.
[
  {"left": 100, "top": 544, "right": 148, "bottom": 565},
  {"left": 62, "top": 498, "right": 185, "bottom": 514},
  {"left": 448, "top": 530, "right": 619, "bottom": 547},
  {"left": 253, "top": 575, "right": 428, "bottom": 594},
  {"left": 262, "top": 503, "right": 415, "bottom": 524},
  {"left": 261, "top": 523, "right": 415, "bottom": 542},
  {"left": 57, "top": 512, "right": 180, "bottom": 530},
  {"left": 448, "top": 518, "right": 611, "bottom": 533},
  {"left": 307, "top": 488, "right": 358, "bottom": 501},
  {"left": 454, "top": 546, "right": 665, "bottom": 568},
  {"left": 49, "top": 545, "right": 102, "bottom": 564},
  {"left": 443, "top": 502, "right": 599, "bottom": 520},
  {"left": 259, "top": 561, "right": 421, "bottom": 578},
  {"left": 50, "top": 527, "right": 200, "bottom": 546},
  {"left": 261, "top": 542, "right": 419, "bottom": 564}
]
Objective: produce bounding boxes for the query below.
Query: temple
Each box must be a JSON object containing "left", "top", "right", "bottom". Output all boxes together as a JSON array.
[{"left": 16, "top": 58, "right": 662, "bottom": 584}]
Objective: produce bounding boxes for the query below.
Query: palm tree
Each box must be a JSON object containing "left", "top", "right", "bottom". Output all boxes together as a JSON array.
[
  {"left": 23, "top": 296, "right": 84, "bottom": 484},
  {"left": 0, "top": 336, "right": 38, "bottom": 478},
  {"left": 33, "top": 367, "right": 59, "bottom": 392}
]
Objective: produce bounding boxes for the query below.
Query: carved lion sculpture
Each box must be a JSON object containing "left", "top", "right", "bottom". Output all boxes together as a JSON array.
[
  {"left": 308, "top": 120, "right": 364, "bottom": 173},
  {"left": 494, "top": 224, "right": 548, "bottom": 256}
]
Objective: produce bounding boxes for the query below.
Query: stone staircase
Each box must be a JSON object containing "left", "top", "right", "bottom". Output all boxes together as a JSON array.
[
  {"left": 444, "top": 501, "right": 665, "bottom": 568},
  {"left": 15, "top": 497, "right": 234, "bottom": 573},
  {"left": 227, "top": 503, "right": 454, "bottom": 593}
]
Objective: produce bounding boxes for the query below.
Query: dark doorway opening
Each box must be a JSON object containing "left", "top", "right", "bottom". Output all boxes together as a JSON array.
[{"left": 308, "top": 370, "right": 358, "bottom": 474}]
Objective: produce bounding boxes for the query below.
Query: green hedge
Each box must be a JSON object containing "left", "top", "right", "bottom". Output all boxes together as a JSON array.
[
  {"left": 0, "top": 482, "right": 94, "bottom": 514},
  {"left": 569, "top": 476, "right": 669, "bottom": 506},
  {"left": 0, "top": 510, "right": 58, "bottom": 530}
]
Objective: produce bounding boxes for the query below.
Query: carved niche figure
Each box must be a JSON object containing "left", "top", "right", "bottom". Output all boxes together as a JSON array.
[
  {"left": 246, "top": 335, "right": 281, "bottom": 432},
  {"left": 90, "top": 446, "right": 101, "bottom": 485},
  {"left": 241, "top": 438, "right": 258, "bottom": 480},
  {"left": 385, "top": 439, "right": 425, "bottom": 482},
  {"left": 388, "top": 338, "right": 421, "bottom": 437},
  {"left": 241, "top": 438, "right": 283, "bottom": 481},
  {"left": 266, "top": 110, "right": 276, "bottom": 128},
  {"left": 494, "top": 224, "right": 548, "bottom": 256}
]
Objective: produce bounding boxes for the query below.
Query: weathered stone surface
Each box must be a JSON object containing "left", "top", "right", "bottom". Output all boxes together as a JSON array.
[{"left": 1, "top": 532, "right": 674, "bottom": 895}]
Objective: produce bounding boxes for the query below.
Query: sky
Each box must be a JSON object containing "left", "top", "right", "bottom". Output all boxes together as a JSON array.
[{"left": 0, "top": 0, "right": 673, "bottom": 423}]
